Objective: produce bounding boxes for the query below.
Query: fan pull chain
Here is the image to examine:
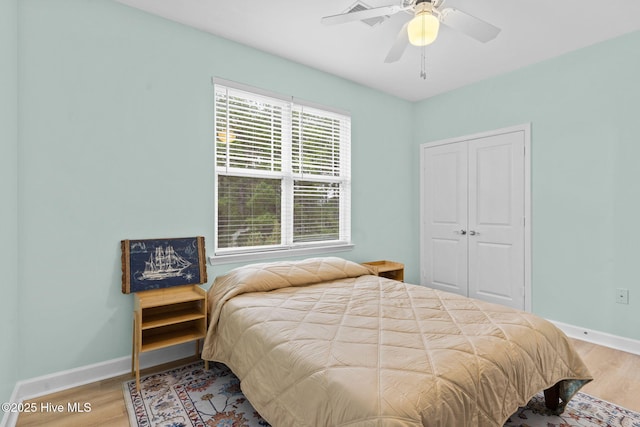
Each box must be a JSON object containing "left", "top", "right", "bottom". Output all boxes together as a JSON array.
[{"left": 420, "top": 45, "right": 427, "bottom": 79}]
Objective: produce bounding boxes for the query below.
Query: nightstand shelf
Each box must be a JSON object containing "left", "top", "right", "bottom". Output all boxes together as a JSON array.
[
  {"left": 362, "top": 260, "right": 404, "bottom": 282},
  {"left": 141, "top": 309, "right": 205, "bottom": 330},
  {"left": 132, "top": 285, "right": 208, "bottom": 390},
  {"left": 141, "top": 326, "right": 206, "bottom": 352}
]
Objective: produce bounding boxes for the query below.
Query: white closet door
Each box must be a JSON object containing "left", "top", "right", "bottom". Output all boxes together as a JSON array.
[
  {"left": 420, "top": 126, "right": 528, "bottom": 311},
  {"left": 467, "top": 131, "right": 525, "bottom": 309},
  {"left": 421, "top": 141, "right": 468, "bottom": 296}
]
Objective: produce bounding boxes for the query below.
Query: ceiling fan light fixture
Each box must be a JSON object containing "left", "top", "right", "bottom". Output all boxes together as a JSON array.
[{"left": 407, "top": 3, "right": 439, "bottom": 46}]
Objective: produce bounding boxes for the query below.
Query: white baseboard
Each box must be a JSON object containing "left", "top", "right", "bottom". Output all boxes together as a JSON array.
[
  {"left": 550, "top": 320, "right": 640, "bottom": 356},
  {"left": 1, "top": 343, "right": 195, "bottom": 427}
]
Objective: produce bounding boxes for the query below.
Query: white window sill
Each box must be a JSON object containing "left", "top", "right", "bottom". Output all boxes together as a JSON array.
[{"left": 209, "top": 243, "right": 354, "bottom": 266}]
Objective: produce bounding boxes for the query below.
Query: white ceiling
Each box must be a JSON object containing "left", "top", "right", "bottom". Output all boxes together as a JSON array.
[{"left": 115, "top": 0, "right": 640, "bottom": 101}]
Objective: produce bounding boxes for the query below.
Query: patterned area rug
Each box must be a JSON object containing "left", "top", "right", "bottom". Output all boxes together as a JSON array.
[{"left": 123, "top": 361, "right": 640, "bottom": 427}]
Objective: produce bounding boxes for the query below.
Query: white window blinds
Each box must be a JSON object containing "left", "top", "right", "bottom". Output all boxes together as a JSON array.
[{"left": 214, "top": 83, "right": 351, "bottom": 256}]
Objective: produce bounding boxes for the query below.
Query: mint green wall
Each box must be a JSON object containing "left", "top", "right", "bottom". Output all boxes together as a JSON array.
[
  {"left": 12, "top": 0, "right": 639, "bottom": 390},
  {"left": 16, "top": 0, "right": 414, "bottom": 380},
  {"left": 1, "top": 0, "right": 19, "bottom": 404},
  {"left": 413, "top": 31, "right": 640, "bottom": 340}
]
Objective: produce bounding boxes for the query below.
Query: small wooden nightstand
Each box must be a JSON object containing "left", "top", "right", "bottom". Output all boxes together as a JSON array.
[
  {"left": 362, "top": 260, "right": 404, "bottom": 282},
  {"left": 132, "top": 285, "right": 208, "bottom": 390}
]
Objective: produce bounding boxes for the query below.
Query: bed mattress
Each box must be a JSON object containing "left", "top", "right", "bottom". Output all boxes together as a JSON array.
[{"left": 202, "top": 257, "right": 591, "bottom": 426}]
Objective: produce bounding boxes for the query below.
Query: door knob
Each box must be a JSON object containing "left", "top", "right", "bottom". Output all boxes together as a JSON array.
[
  {"left": 469, "top": 230, "right": 479, "bottom": 236},
  {"left": 456, "top": 229, "right": 467, "bottom": 235}
]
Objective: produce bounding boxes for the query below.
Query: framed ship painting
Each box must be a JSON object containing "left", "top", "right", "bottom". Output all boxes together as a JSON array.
[{"left": 121, "top": 236, "right": 208, "bottom": 293}]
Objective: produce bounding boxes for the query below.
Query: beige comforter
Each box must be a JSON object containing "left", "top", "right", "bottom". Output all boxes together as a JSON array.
[{"left": 202, "top": 257, "right": 591, "bottom": 426}]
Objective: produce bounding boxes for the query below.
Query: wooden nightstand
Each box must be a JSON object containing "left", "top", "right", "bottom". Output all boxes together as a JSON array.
[
  {"left": 132, "top": 285, "right": 208, "bottom": 390},
  {"left": 362, "top": 260, "right": 404, "bottom": 282}
]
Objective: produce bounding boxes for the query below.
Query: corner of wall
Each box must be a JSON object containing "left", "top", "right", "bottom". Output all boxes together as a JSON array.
[{"left": 0, "top": 0, "right": 19, "bottom": 411}]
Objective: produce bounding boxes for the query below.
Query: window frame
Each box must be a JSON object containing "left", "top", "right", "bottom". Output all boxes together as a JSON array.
[{"left": 210, "top": 79, "right": 353, "bottom": 265}]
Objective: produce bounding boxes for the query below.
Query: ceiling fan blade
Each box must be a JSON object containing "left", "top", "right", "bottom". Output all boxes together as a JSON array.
[
  {"left": 321, "top": 5, "right": 404, "bottom": 25},
  {"left": 439, "top": 8, "right": 501, "bottom": 42},
  {"left": 384, "top": 22, "right": 410, "bottom": 63}
]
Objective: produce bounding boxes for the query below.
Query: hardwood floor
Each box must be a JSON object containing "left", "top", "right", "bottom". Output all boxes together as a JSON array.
[
  {"left": 14, "top": 339, "right": 640, "bottom": 426},
  {"left": 571, "top": 339, "right": 640, "bottom": 412},
  {"left": 14, "top": 357, "right": 202, "bottom": 427}
]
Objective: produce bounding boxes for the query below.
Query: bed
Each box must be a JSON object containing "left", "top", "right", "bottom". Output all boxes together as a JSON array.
[{"left": 201, "top": 257, "right": 592, "bottom": 426}]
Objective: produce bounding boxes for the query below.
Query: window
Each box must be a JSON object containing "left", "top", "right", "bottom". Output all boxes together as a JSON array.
[{"left": 213, "top": 81, "right": 351, "bottom": 260}]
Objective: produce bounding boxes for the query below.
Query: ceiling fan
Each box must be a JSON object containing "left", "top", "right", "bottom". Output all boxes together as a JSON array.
[{"left": 321, "top": 0, "right": 501, "bottom": 63}]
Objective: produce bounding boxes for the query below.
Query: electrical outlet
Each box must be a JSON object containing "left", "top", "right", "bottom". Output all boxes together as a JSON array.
[{"left": 615, "top": 288, "right": 629, "bottom": 304}]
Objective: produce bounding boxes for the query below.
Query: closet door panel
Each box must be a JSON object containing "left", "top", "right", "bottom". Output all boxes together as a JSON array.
[
  {"left": 467, "top": 131, "right": 525, "bottom": 309},
  {"left": 421, "top": 142, "right": 468, "bottom": 295}
]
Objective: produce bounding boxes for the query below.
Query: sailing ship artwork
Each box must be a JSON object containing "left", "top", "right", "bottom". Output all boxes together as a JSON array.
[
  {"left": 141, "top": 245, "right": 191, "bottom": 281},
  {"left": 121, "top": 236, "right": 207, "bottom": 293}
]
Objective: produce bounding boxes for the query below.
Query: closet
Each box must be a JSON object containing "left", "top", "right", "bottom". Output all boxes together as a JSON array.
[{"left": 420, "top": 124, "right": 530, "bottom": 310}]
